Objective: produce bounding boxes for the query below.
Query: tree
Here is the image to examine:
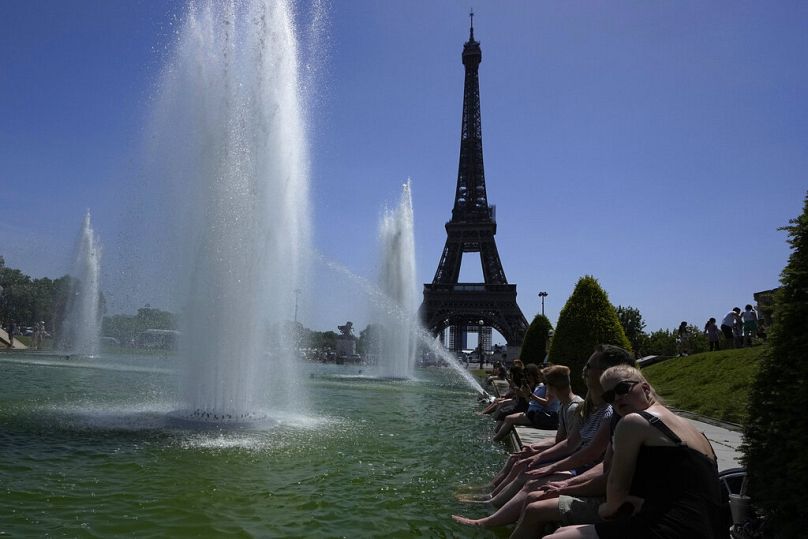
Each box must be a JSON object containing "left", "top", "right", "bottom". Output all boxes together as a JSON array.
[
  {"left": 742, "top": 192, "right": 808, "bottom": 536},
  {"left": 101, "top": 304, "right": 177, "bottom": 346},
  {"left": 616, "top": 305, "right": 647, "bottom": 355},
  {"left": 0, "top": 258, "right": 72, "bottom": 339},
  {"left": 548, "top": 275, "right": 632, "bottom": 395},
  {"left": 644, "top": 328, "right": 677, "bottom": 356},
  {"left": 520, "top": 314, "right": 553, "bottom": 365}
]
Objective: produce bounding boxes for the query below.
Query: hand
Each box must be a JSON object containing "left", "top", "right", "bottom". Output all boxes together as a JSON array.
[
  {"left": 514, "top": 447, "right": 536, "bottom": 458},
  {"left": 525, "top": 465, "right": 553, "bottom": 478},
  {"left": 598, "top": 501, "right": 621, "bottom": 520},
  {"left": 517, "top": 455, "right": 535, "bottom": 468},
  {"left": 535, "top": 480, "right": 567, "bottom": 500},
  {"left": 523, "top": 453, "right": 544, "bottom": 467}
]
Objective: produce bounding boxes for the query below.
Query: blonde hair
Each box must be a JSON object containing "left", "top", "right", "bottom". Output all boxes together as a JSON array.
[
  {"left": 599, "top": 365, "right": 664, "bottom": 405},
  {"left": 542, "top": 365, "right": 571, "bottom": 390}
]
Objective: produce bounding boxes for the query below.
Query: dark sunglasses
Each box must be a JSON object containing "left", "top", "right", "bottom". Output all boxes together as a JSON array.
[{"left": 602, "top": 380, "right": 639, "bottom": 404}]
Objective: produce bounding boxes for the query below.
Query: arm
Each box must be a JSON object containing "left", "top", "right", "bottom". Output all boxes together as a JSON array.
[
  {"left": 556, "top": 443, "right": 613, "bottom": 498},
  {"left": 529, "top": 386, "right": 554, "bottom": 407},
  {"left": 528, "top": 417, "right": 611, "bottom": 476},
  {"left": 599, "top": 415, "right": 645, "bottom": 518},
  {"left": 535, "top": 461, "right": 607, "bottom": 500},
  {"left": 526, "top": 427, "right": 581, "bottom": 466}
]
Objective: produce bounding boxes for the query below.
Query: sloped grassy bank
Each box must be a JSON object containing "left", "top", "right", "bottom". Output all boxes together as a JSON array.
[{"left": 642, "top": 346, "right": 765, "bottom": 424}]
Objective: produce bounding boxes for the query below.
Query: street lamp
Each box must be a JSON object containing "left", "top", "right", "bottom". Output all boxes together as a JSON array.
[{"left": 538, "top": 291, "right": 548, "bottom": 316}]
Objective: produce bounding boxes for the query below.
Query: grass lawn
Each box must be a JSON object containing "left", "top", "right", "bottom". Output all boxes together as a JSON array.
[{"left": 642, "top": 345, "right": 765, "bottom": 425}]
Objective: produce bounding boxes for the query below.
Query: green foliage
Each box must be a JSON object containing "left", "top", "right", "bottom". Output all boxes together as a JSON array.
[
  {"left": 0, "top": 258, "right": 73, "bottom": 337},
  {"left": 643, "top": 347, "right": 763, "bottom": 424},
  {"left": 102, "top": 305, "right": 177, "bottom": 346},
  {"left": 742, "top": 192, "right": 808, "bottom": 536},
  {"left": 616, "top": 305, "right": 646, "bottom": 353},
  {"left": 305, "top": 330, "right": 338, "bottom": 351},
  {"left": 644, "top": 328, "right": 677, "bottom": 356},
  {"left": 520, "top": 314, "right": 552, "bottom": 364},
  {"left": 548, "top": 275, "right": 632, "bottom": 395}
]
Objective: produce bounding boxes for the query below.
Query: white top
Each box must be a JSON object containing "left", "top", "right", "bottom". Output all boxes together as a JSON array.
[
  {"left": 741, "top": 309, "right": 758, "bottom": 322},
  {"left": 722, "top": 311, "right": 739, "bottom": 326}
]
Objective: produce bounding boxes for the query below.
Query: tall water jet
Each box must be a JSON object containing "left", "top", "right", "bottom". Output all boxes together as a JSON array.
[
  {"left": 374, "top": 181, "right": 418, "bottom": 379},
  {"left": 59, "top": 210, "right": 102, "bottom": 356},
  {"left": 149, "top": 0, "right": 311, "bottom": 421}
]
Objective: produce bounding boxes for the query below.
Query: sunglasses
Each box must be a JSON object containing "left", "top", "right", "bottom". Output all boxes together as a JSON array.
[{"left": 602, "top": 380, "right": 640, "bottom": 404}]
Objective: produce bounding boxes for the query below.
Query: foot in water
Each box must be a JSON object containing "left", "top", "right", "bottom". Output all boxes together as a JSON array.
[
  {"left": 451, "top": 515, "right": 487, "bottom": 527},
  {"left": 455, "top": 493, "right": 492, "bottom": 503}
]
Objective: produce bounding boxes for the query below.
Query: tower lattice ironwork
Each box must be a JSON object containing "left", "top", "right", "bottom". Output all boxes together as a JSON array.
[{"left": 419, "top": 17, "right": 528, "bottom": 352}]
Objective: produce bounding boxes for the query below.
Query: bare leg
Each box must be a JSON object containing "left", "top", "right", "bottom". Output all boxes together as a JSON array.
[
  {"left": 453, "top": 487, "right": 531, "bottom": 528},
  {"left": 491, "top": 458, "right": 531, "bottom": 497},
  {"left": 489, "top": 453, "right": 521, "bottom": 489},
  {"left": 495, "top": 413, "right": 533, "bottom": 442},
  {"left": 510, "top": 497, "right": 563, "bottom": 539},
  {"left": 491, "top": 473, "right": 570, "bottom": 508},
  {"left": 545, "top": 524, "right": 599, "bottom": 539}
]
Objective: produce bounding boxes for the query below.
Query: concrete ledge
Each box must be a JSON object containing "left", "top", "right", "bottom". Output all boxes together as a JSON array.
[{"left": 513, "top": 425, "right": 556, "bottom": 448}]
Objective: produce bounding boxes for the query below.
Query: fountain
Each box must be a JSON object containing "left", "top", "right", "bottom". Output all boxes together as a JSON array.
[
  {"left": 58, "top": 210, "right": 102, "bottom": 356},
  {"left": 147, "top": 0, "right": 310, "bottom": 422},
  {"left": 320, "top": 252, "right": 486, "bottom": 394},
  {"left": 374, "top": 181, "right": 418, "bottom": 379}
]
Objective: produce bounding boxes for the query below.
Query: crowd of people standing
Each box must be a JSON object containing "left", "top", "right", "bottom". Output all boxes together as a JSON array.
[{"left": 677, "top": 304, "right": 763, "bottom": 356}]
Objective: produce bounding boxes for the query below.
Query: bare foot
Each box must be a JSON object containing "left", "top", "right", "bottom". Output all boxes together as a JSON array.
[
  {"left": 451, "top": 515, "right": 486, "bottom": 527},
  {"left": 455, "top": 493, "right": 492, "bottom": 503}
]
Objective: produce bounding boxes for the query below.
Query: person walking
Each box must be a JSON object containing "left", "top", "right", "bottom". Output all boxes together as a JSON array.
[
  {"left": 704, "top": 318, "right": 721, "bottom": 352},
  {"left": 741, "top": 304, "right": 759, "bottom": 347},
  {"left": 676, "top": 322, "right": 689, "bottom": 357},
  {"left": 6, "top": 320, "right": 16, "bottom": 348},
  {"left": 720, "top": 308, "right": 741, "bottom": 348}
]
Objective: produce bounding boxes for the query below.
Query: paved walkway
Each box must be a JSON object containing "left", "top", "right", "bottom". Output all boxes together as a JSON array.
[{"left": 0, "top": 328, "right": 27, "bottom": 349}]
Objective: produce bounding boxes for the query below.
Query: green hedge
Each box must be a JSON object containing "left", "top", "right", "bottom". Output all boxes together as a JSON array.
[
  {"left": 520, "top": 314, "right": 552, "bottom": 365},
  {"left": 548, "top": 275, "right": 631, "bottom": 395},
  {"left": 742, "top": 192, "right": 808, "bottom": 537}
]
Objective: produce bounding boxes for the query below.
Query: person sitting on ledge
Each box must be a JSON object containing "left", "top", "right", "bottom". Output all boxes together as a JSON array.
[
  {"left": 485, "top": 361, "right": 508, "bottom": 387},
  {"left": 493, "top": 364, "right": 564, "bottom": 442},
  {"left": 492, "top": 364, "right": 538, "bottom": 425},
  {"left": 545, "top": 365, "right": 723, "bottom": 539},
  {"left": 478, "top": 364, "right": 526, "bottom": 417}
]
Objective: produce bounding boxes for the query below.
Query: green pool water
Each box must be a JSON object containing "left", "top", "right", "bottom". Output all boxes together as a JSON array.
[{"left": 0, "top": 353, "right": 507, "bottom": 537}]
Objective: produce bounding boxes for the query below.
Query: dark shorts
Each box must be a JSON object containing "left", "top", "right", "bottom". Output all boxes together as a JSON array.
[
  {"left": 721, "top": 324, "right": 734, "bottom": 340},
  {"left": 527, "top": 410, "right": 559, "bottom": 430},
  {"left": 495, "top": 400, "right": 528, "bottom": 421}
]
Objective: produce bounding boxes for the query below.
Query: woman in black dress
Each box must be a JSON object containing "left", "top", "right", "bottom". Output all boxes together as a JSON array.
[{"left": 546, "top": 365, "right": 725, "bottom": 539}]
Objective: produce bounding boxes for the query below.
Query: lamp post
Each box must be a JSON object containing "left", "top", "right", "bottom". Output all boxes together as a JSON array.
[{"left": 538, "top": 291, "right": 548, "bottom": 316}]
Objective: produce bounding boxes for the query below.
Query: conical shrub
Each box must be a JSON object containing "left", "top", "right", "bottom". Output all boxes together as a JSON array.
[
  {"left": 520, "top": 314, "right": 553, "bottom": 365},
  {"left": 548, "top": 275, "right": 631, "bottom": 395},
  {"left": 742, "top": 192, "right": 808, "bottom": 537}
]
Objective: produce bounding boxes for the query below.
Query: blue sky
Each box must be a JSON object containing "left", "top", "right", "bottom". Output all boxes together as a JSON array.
[{"left": 1, "top": 1, "right": 806, "bottom": 340}]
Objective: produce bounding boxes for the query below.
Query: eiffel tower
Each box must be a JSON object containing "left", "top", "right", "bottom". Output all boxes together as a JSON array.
[{"left": 419, "top": 15, "right": 528, "bottom": 355}]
